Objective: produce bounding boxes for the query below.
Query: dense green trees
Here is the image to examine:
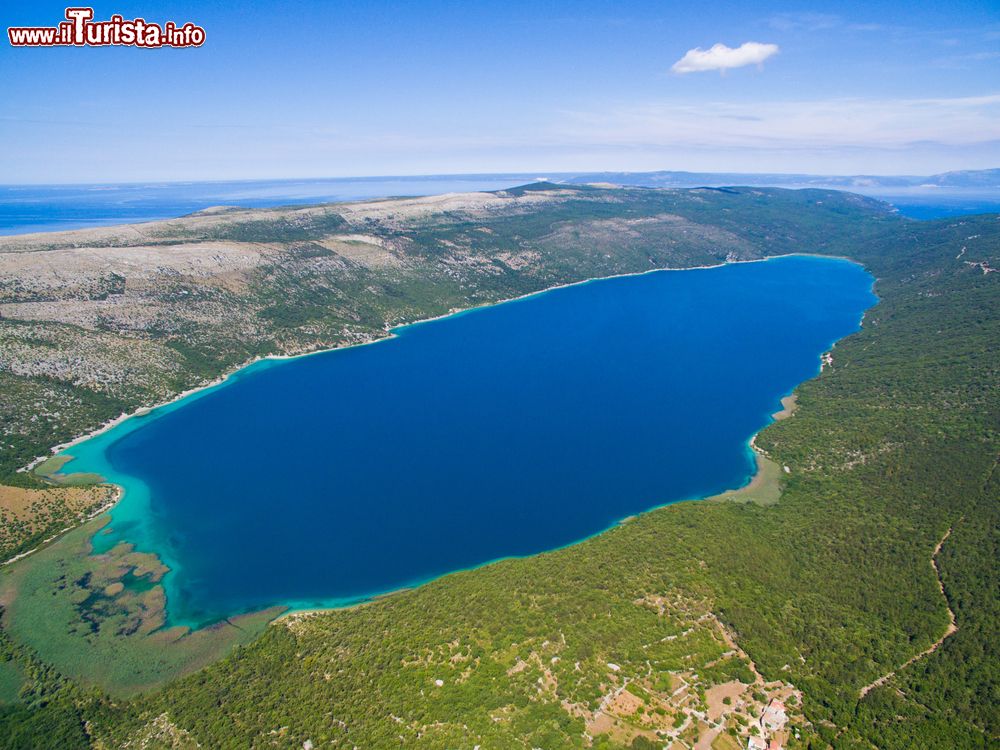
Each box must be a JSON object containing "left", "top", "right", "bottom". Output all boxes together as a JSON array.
[{"left": 0, "top": 189, "right": 996, "bottom": 748}]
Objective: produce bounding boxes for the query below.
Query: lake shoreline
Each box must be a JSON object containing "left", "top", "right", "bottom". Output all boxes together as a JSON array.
[
  {"left": 1, "top": 485, "right": 122, "bottom": 567},
  {"left": 21, "top": 251, "right": 847, "bottom": 477},
  {"left": 10, "top": 253, "right": 871, "bottom": 629},
  {"left": 273, "top": 396, "right": 802, "bottom": 626}
]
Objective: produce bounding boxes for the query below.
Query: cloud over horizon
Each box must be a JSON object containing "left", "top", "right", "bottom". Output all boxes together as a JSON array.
[{"left": 671, "top": 42, "right": 779, "bottom": 74}]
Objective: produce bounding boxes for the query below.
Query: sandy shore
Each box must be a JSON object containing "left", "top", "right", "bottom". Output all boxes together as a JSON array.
[{"left": 712, "top": 393, "right": 800, "bottom": 504}]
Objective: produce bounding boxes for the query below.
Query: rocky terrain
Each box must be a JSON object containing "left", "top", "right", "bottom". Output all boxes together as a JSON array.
[
  {"left": 0, "top": 186, "right": 996, "bottom": 749},
  {"left": 0, "top": 184, "right": 889, "bottom": 493}
]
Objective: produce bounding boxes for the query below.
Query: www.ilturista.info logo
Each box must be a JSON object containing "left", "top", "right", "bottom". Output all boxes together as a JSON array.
[{"left": 8, "top": 7, "right": 205, "bottom": 48}]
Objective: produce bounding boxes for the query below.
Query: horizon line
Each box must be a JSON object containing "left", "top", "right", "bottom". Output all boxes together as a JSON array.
[{"left": 1, "top": 166, "right": 998, "bottom": 189}]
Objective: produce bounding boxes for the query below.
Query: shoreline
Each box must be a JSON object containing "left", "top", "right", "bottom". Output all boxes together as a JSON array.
[
  {"left": 6, "top": 252, "right": 869, "bottom": 624},
  {"left": 1, "top": 485, "right": 121, "bottom": 567},
  {"left": 20, "top": 251, "right": 850, "bottom": 476},
  {"left": 749, "top": 394, "right": 797, "bottom": 456},
  {"left": 714, "top": 394, "right": 799, "bottom": 504},
  {"left": 259, "top": 388, "right": 808, "bottom": 627}
]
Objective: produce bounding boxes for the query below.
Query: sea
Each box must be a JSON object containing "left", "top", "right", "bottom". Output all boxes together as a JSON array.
[
  {"left": 0, "top": 177, "right": 535, "bottom": 235},
  {"left": 0, "top": 177, "right": 997, "bottom": 235}
]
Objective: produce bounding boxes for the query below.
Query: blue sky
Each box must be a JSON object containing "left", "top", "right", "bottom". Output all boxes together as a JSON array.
[{"left": 2, "top": 0, "right": 999, "bottom": 182}]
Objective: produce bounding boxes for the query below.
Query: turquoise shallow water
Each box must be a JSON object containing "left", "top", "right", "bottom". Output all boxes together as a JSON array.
[{"left": 60, "top": 255, "right": 876, "bottom": 627}]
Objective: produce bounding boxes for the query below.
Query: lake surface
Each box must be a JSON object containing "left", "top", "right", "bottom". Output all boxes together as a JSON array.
[{"left": 60, "top": 255, "right": 876, "bottom": 627}]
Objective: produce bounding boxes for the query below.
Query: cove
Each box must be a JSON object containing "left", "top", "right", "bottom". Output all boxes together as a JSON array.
[{"left": 58, "top": 255, "right": 877, "bottom": 627}]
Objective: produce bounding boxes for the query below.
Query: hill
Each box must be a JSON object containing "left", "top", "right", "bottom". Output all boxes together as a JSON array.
[{"left": 0, "top": 186, "right": 996, "bottom": 749}]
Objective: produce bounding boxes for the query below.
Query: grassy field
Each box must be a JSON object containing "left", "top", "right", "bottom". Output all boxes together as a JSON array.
[
  {"left": 0, "top": 484, "right": 112, "bottom": 564},
  {"left": 707, "top": 454, "right": 784, "bottom": 507}
]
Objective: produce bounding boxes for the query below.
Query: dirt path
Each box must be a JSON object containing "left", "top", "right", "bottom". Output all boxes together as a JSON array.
[{"left": 859, "top": 525, "right": 959, "bottom": 699}]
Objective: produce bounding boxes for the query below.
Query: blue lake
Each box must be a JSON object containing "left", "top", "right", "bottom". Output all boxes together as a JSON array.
[{"left": 60, "top": 255, "right": 876, "bottom": 627}]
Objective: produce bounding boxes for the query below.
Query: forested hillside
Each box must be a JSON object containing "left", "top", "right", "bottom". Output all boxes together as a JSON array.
[{"left": 0, "top": 188, "right": 996, "bottom": 748}]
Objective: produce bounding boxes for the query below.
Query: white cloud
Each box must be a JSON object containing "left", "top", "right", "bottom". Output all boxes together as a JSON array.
[{"left": 671, "top": 42, "right": 779, "bottom": 74}]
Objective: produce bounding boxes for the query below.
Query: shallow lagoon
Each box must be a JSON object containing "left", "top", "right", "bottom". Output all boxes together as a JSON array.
[{"left": 60, "top": 255, "right": 876, "bottom": 626}]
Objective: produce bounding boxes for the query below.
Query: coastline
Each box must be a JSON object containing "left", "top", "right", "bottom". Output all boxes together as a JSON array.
[
  {"left": 711, "top": 395, "right": 799, "bottom": 506},
  {"left": 749, "top": 394, "right": 797, "bottom": 457},
  {"left": 6, "top": 252, "right": 871, "bottom": 623},
  {"left": 21, "top": 251, "right": 848, "bottom": 476},
  {"left": 270, "top": 384, "right": 810, "bottom": 625},
  {"left": 1, "top": 485, "right": 121, "bottom": 567}
]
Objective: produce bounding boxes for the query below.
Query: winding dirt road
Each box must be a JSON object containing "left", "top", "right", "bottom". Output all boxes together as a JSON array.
[{"left": 859, "top": 525, "right": 959, "bottom": 699}]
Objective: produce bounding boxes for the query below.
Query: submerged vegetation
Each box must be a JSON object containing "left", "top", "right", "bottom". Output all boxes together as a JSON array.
[
  {"left": 0, "top": 186, "right": 996, "bottom": 748},
  {"left": 0, "top": 519, "right": 280, "bottom": 698}
]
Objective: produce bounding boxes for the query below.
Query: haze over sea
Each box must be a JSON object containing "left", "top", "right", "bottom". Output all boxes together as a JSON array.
[
  {"left": 59, "top": 255, "right": 876, "bottom": 627},
  {"left": 1, "top": 177, "right": 996, "bottom": 236}
]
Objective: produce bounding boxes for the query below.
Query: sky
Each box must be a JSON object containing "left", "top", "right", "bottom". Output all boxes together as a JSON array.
[{"left": 1, "top": 0, "right": 999, "bottom": 183}]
